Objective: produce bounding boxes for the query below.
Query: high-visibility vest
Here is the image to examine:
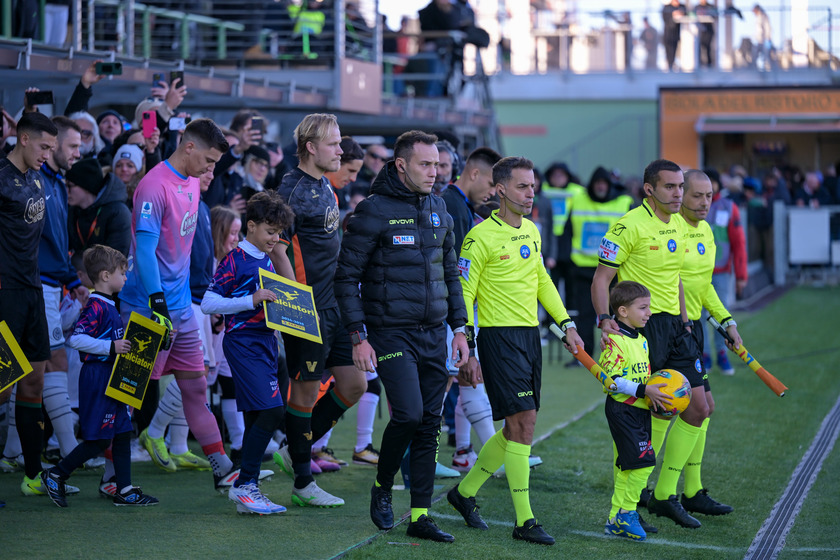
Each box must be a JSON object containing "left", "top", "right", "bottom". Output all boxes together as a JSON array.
[
  {"left": 288, "top": 5, "right": 326, "bottom": 36},
  {"left": 569, "top": 192, "right": 632, "bottom": 267},
  {"left": 542, "top": 182, "right": 585, "bottom": 236}
]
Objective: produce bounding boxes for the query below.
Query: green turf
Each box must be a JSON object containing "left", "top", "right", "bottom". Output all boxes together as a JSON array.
[{"left": 1, "top": 286, "right": 838, "bottom": 560}]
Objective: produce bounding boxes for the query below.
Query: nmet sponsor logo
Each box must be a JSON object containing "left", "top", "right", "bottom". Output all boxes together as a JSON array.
[
  {"left": 378, "top": 352, "right": 403, "bottom": 362},
  {"left": 389, "top": 219, "right": 414, "bottom": 225},
  {"left": 517, "top": 390, "right": 534, "bottom": 397},
  {"left": 393, "top": 235, "right": 414, "bottom": 245}
]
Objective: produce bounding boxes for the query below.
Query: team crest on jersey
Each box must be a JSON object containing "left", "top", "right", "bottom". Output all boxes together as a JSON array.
[
  {"left": 187, "top": 192, "right": 193, "bottom": 202},
  {"left": 697, "top": 242, "right": 705, "bottom": 255},
  {"left": 520, "top": 245, "right": 530, "bottom": 259},
  {"left": 140, "top": 201, "right": 153, "bottom": 218},
  {"left": 430, "top": 212, "right": 441, "bottom": 227},
  {"left": 695, "top": 358, "right": 702, "bottom": 372},
  {"left": 667, "top": 239, "right": 677, "bottom": 252},
  {"left": 599, "top": 238, "right": 620, "bottom": 262},
  {"left": 393, "top": 235, "right": 414, "bottom": 245},
  {"left": 458, "top": 257, "right": 471, "bottom": 280}
]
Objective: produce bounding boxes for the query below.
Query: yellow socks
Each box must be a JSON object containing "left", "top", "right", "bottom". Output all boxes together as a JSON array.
[
  {"left": 505, "top": 440, "right": 533, "bottom": 526},
  {"left": 459, "top": 429, "right": 508, "bottom": 497},
  {"left": 651, "top": 416, "right": 671, "bottom": 456},
  {"left": 683, "top": 417, "right": 709, "bottom": 499},
  {"left": 410, "top": 507, "right": 428, "bottom": 522},
  {"left": 654, "top": 417, "right": 702, "bottom": 500}
]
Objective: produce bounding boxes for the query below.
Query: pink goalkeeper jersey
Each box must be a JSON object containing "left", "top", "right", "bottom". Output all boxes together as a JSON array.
[{"left": 122, "top": 160, "right": 200, "bottom": 310}]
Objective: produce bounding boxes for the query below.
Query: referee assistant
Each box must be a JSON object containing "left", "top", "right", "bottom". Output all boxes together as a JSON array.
[
  {"left": 663, "top": 169, "right": 741, "bottom": 518},
  {"left": 591, "top": 159, "right": 701, "bottom": 529},
  {"left": 447, "top": 157, "right": 583, "bottom": 546}
]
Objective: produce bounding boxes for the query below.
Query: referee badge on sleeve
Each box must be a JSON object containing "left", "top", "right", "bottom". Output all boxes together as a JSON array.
[
  {"left": 458, "top": 257, "right": 471, "bottom": 280},
  {"left": 599, "top": 238, "right": 620, "bottom": 262}
]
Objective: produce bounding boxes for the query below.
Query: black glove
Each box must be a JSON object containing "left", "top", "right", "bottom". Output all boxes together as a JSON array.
[{"left": 149, "top": 292, "right": 173, "bottom": 351}]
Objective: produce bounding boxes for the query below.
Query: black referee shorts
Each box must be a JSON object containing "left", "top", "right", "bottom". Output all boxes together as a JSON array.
[
  {"left": 0, "top": 287, "right": 50, "bottom": 363},
  {"left": 282, "top": 307, "right": 353, "bottom": 382},
  {"left": 690, "top": 318, "right": 710, "bottom": 391},
  {"left": 605, "top": 396, "right": 655, "bottom": 471},
  {"left": 477, "top": 326, "right": 542, "bottom": 421},
  {"left": 640, "top": 313, "right": 705, "bottom": 388}
]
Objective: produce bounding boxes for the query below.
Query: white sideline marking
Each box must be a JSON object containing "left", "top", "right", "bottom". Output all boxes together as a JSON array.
[
  {"left": 532, "top": 400, "right": 601, "bottom": 445},
  {"left": 434, "top": 513, "right": 738, "bottom": 552}
]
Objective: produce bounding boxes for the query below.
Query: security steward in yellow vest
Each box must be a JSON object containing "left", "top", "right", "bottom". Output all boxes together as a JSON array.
[
  {"left": 541, "top": 163, "right": 585, "bottom": 300},
  {"left": 568, "top": 166, "right": 632, "bottom": 359}
]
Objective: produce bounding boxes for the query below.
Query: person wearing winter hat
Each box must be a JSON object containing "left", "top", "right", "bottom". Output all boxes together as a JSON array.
[
  {"left": 97, "top": 110, "right": 125, "bottom": 146},
  {"left": 67, "top": 158, "right": 132, "bottom": 256},
  {"left": 240, "top": 145, "right": 271, "bottom": 201},
  {"left": 113, "top": 144, "right": 144, "bottom": 186}
]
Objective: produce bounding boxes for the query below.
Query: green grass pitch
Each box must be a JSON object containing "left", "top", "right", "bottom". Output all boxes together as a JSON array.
[{"left": 1, "top": 286, "right": 838, "bottom": 560}]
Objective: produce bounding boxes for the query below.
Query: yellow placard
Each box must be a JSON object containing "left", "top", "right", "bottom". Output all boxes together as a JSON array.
[
  {"left": 259, "top": 268, "right": 322, "bottom": 344},
  {"left": 0, "top": 321, "right": 34, "bottom": 393},
  {"left": 105, "top": 312, "right": 167, "bottom": 409}
]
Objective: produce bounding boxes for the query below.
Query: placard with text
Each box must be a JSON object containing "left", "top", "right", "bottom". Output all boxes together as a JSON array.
[{"left": 259, "top": 268, "right": 321, "bottom": 344}]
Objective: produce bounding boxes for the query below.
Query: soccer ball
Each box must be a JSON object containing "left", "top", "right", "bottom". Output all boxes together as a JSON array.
[{"left": 645, "top": 369, "right": 692, "bottom": 417}]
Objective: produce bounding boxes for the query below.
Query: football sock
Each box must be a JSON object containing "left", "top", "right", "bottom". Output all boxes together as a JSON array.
[
  {"left": 102, "top": 446, "right": 115, "bottom": 481},
  {"left": 3, "top": 386, "right": 21, "bottom": 459},
  {"left": 238, "top": 423, "right": 273, "bottom": 484},
  {"left": 168, "top": 411, "right": 190, "bottom": 456},
  {"left": 221, "top": 398, "right": 245, "bottom": 449},
  {"left": 459, "top": 429, "right": 508, "bottom": 497},
  {"left": 16, "top": 400, "right": 44, "bottom": 479},
  {"left": 410, "top": 507, "right": 428, "bottom": 522},
  {"left": 147, "top": 380, "right": 182, "bottom": 439},
  {"left": 42, "top": 371, "right": 78, "bottom": 458},
  {"left": 609, "top": 445, "right": 624, "bottom": 519},
  {"left": 286, "top": 405, "right": 314, "bottom": 488},
  {"left": 651, "top": 416, "right": 670, "bottom": 456},
  {"left": 459, "top": 383, "right": 496, "bottom": 445},
  {"left": 55, "top": 440, "right": 106, "bottom": 478},
  {"left": 453, "top": 396, "right": 472, "bottom": 449},
  {"left": 176, "top": 376, "right": 222, "bottom": 448},
  {"left": 313, "top": 428, "right": 332, "bottom": 451},
  {"left": 505, "top": 440, "right": 534, "bottom": 526},
  {"left": 624, "top": 466, "right": 654, "bottom": 511},
  {"left": 310, "top": 388, "right": 351, "bottom": 443},
  {"left": 654, "top": 417, "right": 702, "bottom": 500},
  {"left": 112, "top": 432, "right": 131, "bottom": 491},
  {"left": 355, "top": 391, "right": 379, "bottom": 452},
  {"left": 683, "top": 417, "right": 710, "bottom": 499}
]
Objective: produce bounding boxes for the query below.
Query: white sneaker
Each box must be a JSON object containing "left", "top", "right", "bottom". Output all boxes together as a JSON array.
[
  {"left": 0, "top": 454, "right": 23, "bottom": 473},
  {"left": 264, "top": 437, "right": 280, "bottom": 458},
  {"left": 494, "top": 455, "right": 543, "bottom": 478},
  {"left": 451, "top": 445, "right": 478, "bottom": 473},
  {"left": 272, "top": 445, "right": 294, "bottom": 478},
  {"left": 229, "top": 482, "right": 275, "bottom": 515},
  {"left": 291, "top": 481, "right": 344, "bottom": 508}
]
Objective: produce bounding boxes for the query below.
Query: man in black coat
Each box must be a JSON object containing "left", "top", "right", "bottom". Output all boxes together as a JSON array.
[{"left": 336, "top": 130, "right": 469, "bottom": 542}]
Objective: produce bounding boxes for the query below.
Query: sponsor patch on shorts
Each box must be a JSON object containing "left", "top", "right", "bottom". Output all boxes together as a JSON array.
[
  {"left": 599, "top": 238, "right": 620, "bottom": 262},
  {"left": 393, "top": 235, "right": 414, "bottom": 245},
  {"left": 458, "top": 257, "right": 471, "bottom": 280}
]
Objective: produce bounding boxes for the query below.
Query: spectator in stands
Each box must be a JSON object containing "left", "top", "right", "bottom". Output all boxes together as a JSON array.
[
  {"left": 112, "top": 144, "right": 144, "bottom": 193},
  {"left": 662, "top": 0, "right": 685, "bottom": 71},
  {"left": 111, "top": 126, "right": 161, "bottom": 184},
  {"left": 350, "top": 144, "right": 389, "bottom": 194},
  {"left": 69, "top": 112, "right": 104, "bottom": 159},
  {"left": 264, "top": 141, "right": 292, "bottom": 192},
  {"left": 795, "top": 172, "right": 831, "bottom": 208},
  {"left": 204, "top": 114, "right": 260, "bottom": 213},
  {"left": 241, "top": 145, "right": 271, "bottom": 201},
  {"left": 66, "top": 158, "right": 132, "bottom": 256},
  {"left": 696, "top": 0, "right": 717, "bottom": 68},
  {"left": 97, "top": 110, "right": 125, "bottom": 154},
  {"left": 640, "top": 17, "right": 659, "bottom": 70},
  {"left": 752, "top": 4, "right": 773, "bottom": 70},
  {"left": 824, "top": 163, "right": 839, "bottom": 204},
  {"left": 43, "top": 1, "right": 70, "bottom": 47}
]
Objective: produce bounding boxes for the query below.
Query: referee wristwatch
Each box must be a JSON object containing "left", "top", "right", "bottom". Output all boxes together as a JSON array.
[
  {"left": 561, "top": 321, "right": 577, "bottom": 333},
  {"left": 350, "top": 331, "right": 367, "bottom": 346},
  {"left": 597, "top": 314, "right": 612, "bottom": 328}
]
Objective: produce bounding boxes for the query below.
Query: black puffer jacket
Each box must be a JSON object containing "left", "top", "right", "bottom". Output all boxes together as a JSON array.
[
  {"left": 336, "top": 162, "right": 467, "bottom": 333},
  {"left": 68, "top": 173, "right": 132, "bottom": 256}
]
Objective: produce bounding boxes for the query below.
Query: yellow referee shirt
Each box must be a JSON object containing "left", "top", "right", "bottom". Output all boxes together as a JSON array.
[
  {"left": 598, "top": 199, "right": 686, "bottom": 316},
  {"left": 679, "top": 215, "right": 733, "bottom": 323},
  {"left": 459, "top": 210, "right": 571, "bottom": 328},
  {"left": 600, "top": 327, "right": 651, "bottom": 409}
]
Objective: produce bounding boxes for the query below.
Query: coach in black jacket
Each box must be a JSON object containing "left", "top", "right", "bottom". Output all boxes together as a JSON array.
[{"left": 336, "top": 130, "right": 469, "bottom": 542}]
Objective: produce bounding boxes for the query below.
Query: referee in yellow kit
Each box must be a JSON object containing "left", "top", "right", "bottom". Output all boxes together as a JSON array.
[{"left": 447, "top": 156, "right": 584, "bottom": 546}]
